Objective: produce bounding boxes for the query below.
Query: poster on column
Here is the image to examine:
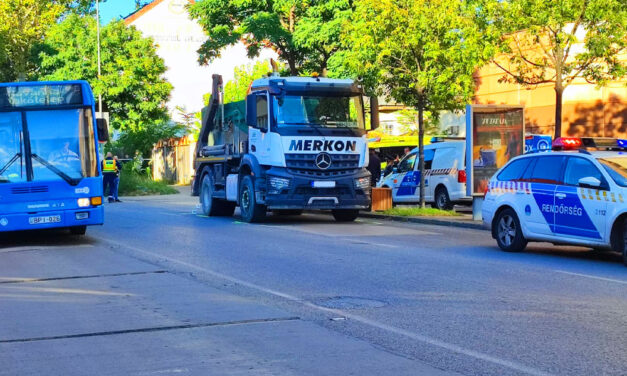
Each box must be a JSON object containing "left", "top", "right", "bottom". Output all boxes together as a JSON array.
[{"left": 466, "top": 106, "right": 524, "bottom": 196}]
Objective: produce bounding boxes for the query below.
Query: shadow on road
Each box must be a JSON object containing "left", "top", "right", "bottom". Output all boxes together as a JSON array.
[
  {"left": 0, "top": 229, "right": 98, "bottom": 250},
  {"left": 524, "top": 244, "right": 623, "bottom": 265}
]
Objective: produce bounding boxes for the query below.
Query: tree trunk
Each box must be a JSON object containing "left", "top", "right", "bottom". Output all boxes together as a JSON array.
[
  {"left": 287, "top": 56, "right": 298, "bottom": 76},
  {"left": 554, "top": 86, "right": 563, "bottom": 139},
  {"left": 418, "top": 106, "right": 425, "bottom": 209},
  {"left": 370, "top": 96, "right": 379, "bottom": 130}
]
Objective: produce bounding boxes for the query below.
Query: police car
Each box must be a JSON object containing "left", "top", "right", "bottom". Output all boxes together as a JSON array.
[
  {"left": 482, "top": 137, "right": 627, "bottom": 266},
  {"left": 378, "top": 140, "right": 470, "bottom": 209}
]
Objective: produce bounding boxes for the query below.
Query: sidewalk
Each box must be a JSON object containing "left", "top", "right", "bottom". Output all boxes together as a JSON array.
[{"left": 360, "top": 211, "right": 486, "bottom": 230}]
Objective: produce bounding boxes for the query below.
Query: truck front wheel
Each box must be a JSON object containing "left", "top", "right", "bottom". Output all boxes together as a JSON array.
[
  {"left": 332, "top": 209, "right": 359, "bottom": 222},
  {"left": 201, "top": 174, "right": 235, "bottom": 217},
  {"left": 239, "top": 175, "right": 266, "bottom": 223}
]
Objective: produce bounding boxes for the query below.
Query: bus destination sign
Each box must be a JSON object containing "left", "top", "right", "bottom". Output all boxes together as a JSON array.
[{"left": 0, "top": 84, "right": 83, "bottom": 109}]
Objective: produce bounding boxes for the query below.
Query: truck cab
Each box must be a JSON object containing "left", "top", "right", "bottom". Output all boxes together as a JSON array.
[{"left": 192, "top": 74, "right": 372, "bottom": 222}]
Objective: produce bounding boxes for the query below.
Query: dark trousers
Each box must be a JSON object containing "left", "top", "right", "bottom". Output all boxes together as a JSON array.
[{"left": 103, "top": 174, "right": 116, "bottom": 198}]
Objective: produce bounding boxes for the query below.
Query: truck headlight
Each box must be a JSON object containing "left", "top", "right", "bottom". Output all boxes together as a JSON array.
[
  {"left": 268, "top": 176, "right": 291, "bottom": 194},
  {"left": 354, "top": 177, "right": 370, "bottom": 190}
]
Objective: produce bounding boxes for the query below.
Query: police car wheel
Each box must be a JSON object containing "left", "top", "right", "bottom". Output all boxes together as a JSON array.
[
  {"left": 239, "top": 175, "right": 266, "bottom": 223},
  {"left": 434, "top": 187, "right": 453, "bottom": 210},
  {"left": 495, "top": 208, "right": 527, "bottom": 252},
  {"left": 332, "top": 209, "right": 359, "bottom": 222}
]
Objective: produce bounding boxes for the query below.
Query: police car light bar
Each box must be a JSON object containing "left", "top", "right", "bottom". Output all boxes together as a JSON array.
[
  {"left": 552, "top": 137, "right": 582, "bottom": 150},
  {"left": 553, "top": 137, "right": 627, "bottom": 151}
]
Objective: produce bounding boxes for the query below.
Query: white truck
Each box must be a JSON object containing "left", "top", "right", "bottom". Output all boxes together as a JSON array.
[{"left": 191, "top": 74, "right": 372, "bottom": 222}]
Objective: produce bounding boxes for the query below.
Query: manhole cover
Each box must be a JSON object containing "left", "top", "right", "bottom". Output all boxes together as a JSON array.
[{"left": 316, "top": 296, "right": 387, "bottom": 309}]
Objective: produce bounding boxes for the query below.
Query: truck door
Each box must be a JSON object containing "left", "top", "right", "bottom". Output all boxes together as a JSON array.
[
  {"left": 554, "top": 156, "right": 606, "bottom": 240},
  {"left": 248, "top": 93, "right": 272, "bottom": 163}
]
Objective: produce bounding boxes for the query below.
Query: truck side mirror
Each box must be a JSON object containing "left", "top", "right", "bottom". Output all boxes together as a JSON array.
[
  {"left": 246, "top": 94, "right": 257, "bottom": 128},
  {"left": 96, "top": 118, "right": 109, "bottom": 142}
]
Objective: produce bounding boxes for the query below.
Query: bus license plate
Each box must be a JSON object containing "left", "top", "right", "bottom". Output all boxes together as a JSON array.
[
  {"left": 312, "top": 181, "right": 336, "bottom": 188},
  {"left": 29, "top": 215, "right": 61, "bottom": 225}
]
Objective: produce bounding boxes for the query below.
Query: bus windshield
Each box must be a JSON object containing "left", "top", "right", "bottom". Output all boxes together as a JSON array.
[
  {"left": 0, "top": 108, "right": 98, "bottom": 184},
  {"left": 273, "top": 95, "right": 365, "bottom": 129},
  {"left": 0, "top": 112, "right": 26, "bottom": 183}
]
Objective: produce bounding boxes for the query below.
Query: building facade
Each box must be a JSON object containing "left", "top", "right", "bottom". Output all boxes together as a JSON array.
[
  {"left": 125, "top": 0, "right": 276, "bottom": 121},
  {"left": 473, "top": 43, "right": 626, "bottom": 137}
]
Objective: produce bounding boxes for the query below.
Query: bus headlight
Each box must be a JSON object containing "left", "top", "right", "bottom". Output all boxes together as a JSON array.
[
  {"left": 354, "top": 177, "right": 371, "bottom": 190},
  {"left": 268, "top": 176, "right": 291, "bottom": 194},
  {"left": 77, "top": 198, "right": 90, "bottom": 207}
]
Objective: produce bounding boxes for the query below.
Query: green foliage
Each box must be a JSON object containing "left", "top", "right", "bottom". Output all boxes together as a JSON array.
[
  {"left": 189, "top": 0, "right": 305, "bottom": 74},
  {"left": 117, "top": 163, "right": 178, "bottom": 196},
  {"left": 382, "top": 206, "right": 461, "bottom": 217},
  {"left": 106, "top": 121, "right": 187, "bottom": 157},
  {"left": 37, "top": 15, "right": 172, "bottom": 133},
  {"left": 292, "top": 0, "right": 354, "bottom": 74},
  {"left": 0, "top": 0, "right": 102, "bottom": 81},
  {"left": 344, "top": 0, "right": 490, "bottom": 207},
  {"left": 224, "top": 61, "right": 273, "bottom": 103},
  {"left": 188, "top": 0, "right": 354, "bottom": 75},
  {"left": 397, "top": 109, "right": 441, "bottom": 135},
  {"left": 345, "top": 0, "right": 489, "bottom": 114},
  {"left": 492, "top": 0, "right": 627, "bottom": 137}
]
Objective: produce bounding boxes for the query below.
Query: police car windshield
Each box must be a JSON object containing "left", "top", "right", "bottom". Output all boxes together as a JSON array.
[
  {"left": 598, "top": 157, "right": 627, "bottom": 187},
  {"left": 273, "top": 95, "right": 365, "bottom": 129}
]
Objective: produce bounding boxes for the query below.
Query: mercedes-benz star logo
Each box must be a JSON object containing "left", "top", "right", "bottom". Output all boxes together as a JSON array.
[{"left": 315, "top": 153, "right": 332, "bottom": 170}]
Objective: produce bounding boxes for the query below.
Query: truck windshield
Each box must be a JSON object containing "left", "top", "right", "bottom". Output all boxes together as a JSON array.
[
  {"left": 0, "top": 108, "right": 98, "bottom": 184},
  {"left": 273, "top": 95, "right": 365, "bottom": 129},
  {"left": 599, "top": 157, "right": 627, "bottom": 187}
]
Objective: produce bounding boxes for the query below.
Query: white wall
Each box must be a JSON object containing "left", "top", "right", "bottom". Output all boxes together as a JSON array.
[{"left": 128, "top": 0, "right": 276, "bottom": 120}]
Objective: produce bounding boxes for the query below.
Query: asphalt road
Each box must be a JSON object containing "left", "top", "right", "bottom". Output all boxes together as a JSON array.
[{"left": 1, "top": 189, "right": 626, "bottom": 376}]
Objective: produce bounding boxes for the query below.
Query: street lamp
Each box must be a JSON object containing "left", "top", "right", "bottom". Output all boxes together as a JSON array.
[{"left": 96, "top": 0, "right": 103, "bottom": 115}]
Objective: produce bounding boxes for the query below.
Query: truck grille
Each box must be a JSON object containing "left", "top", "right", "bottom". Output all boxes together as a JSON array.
[
  {"left": 294, "top": 186, "right": 352, "bottom": 196},
  {"left": 285, "top": 153, "right": 360, "bottom": 177}
]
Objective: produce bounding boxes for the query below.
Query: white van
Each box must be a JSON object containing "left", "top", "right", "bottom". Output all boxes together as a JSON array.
[{"left": 377, "top": 141, "right": 470, "bottom": 209}]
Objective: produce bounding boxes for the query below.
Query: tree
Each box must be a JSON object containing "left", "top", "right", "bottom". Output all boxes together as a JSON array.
[
  {"left": 0, "top": 0, "right": 102, "bottom": 81},
  {"left": 188, "top": 0, "right": 307, "bottom": 75},
  {"left": 344, "top": 0, "right": 491, "bottom": 208},
  {"left": 292, "top": 0, "right": 353, "bottom": 75},
  {"left": 224, "top": 61, "right": 273, "bottom": 103},
  {"left": 188, "top": 0, "right": 354, "bottom": 76},
  {"left": 493, "top": 0, "right": 627, "bottom": 138},
  {"left": 38, "top": 15, "right": 172, "bottom": 132}
]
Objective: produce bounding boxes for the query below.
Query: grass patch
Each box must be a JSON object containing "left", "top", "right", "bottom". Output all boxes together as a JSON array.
[
  {"left": 382, "top": 206, "right": 461, "bottom": 217},
  {"left": 117, "top": 169, "right": 178, "bottom": 196}
]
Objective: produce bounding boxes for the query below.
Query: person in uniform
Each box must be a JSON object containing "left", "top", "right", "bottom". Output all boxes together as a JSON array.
[{"left": 102, "top": 152, "right": 118, "bottom": 203}]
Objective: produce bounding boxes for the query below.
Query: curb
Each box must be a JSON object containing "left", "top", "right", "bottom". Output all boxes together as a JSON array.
[{"left": 359, "top": 212, "right": 486, "bottom": 230}]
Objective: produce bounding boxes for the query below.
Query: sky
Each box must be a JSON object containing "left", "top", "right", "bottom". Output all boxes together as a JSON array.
[{"left": 98, "top": 0, "right": 144, "bottom": 24}]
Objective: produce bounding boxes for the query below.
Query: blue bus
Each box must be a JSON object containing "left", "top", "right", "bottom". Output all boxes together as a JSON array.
[{"left": 0, "top": 81, "right": 107, "bottom": 235}]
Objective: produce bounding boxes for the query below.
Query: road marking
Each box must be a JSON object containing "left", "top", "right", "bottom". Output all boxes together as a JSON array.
[
  {"left": 97, "top": 236, "right": 554, "bottom": 376},
  {"left": 0, "top": 244, "right": 94, "bottom": 254},
  {"left": 554, "top": 270, "right": 627, "bottom": 285},
  {"left": 0, "top": 270, "right": 166, "bottom": 284},
  {"left": 0, "top": 316, "right": 300, "bottom": 344}
]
